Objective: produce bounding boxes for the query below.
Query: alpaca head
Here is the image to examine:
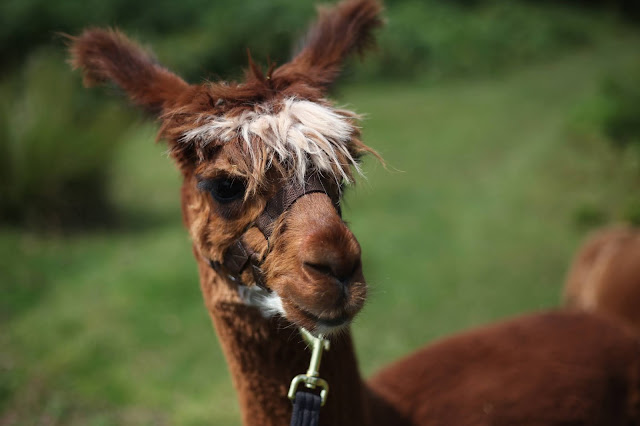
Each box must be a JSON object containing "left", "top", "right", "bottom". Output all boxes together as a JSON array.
[{"left": 69, "top": 0, "right": 383, "bottom": 335}]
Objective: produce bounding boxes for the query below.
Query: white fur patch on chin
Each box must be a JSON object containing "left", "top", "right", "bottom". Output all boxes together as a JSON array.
[
  {"left": 237, "top": 285, "right": 285, "bottom": 318},
  {"left": 237, "top": 285, "right": 351, "bottom": 335},
  {"left": 314, "top": 321, "right": 351, "bottom": 336},
  {"left": 179, "top": 97, "right": 362, "bottom": 184}
]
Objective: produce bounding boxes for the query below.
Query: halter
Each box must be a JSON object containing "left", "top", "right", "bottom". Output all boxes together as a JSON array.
[{"left": 208, "top": 173, "right": 341, "bottom": 289}]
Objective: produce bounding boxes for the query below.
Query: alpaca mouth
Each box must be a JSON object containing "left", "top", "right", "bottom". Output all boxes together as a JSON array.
[
  {"left": 239, "top": 283, "right": 354, "bottom": 333},
  {"left": 281, "top": 279, "right": 367, "bottom": 333},
  {"left": 317, "top": 315, "right": 350, "bottom": 328},
  {"left": 311, "top": 312, "right": 350, "bottom": 328},
  {"left": 294, "top": 305, "right": 351, "bottom": 333}
]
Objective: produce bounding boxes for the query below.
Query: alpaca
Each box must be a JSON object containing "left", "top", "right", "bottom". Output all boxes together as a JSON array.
[
  {"left": 564, "top": 226, "right": 640, "bottom": 335},
  {"left": 68, "top": 1, "right": 640, "bottom": 425},
  {"left": 369, "top": 310, "right": 640, "bottom": 426}
]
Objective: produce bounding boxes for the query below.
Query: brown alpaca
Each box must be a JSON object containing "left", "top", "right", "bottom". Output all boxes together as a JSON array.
[
  {"left": 369, "top": 311, "right": 640, "bottom": 426},
  {"left": 564, "top": 226, "right": 640, "bottom": 335},
  {"left": 69, "top": 1, "right": 640, "bottom": 425}
]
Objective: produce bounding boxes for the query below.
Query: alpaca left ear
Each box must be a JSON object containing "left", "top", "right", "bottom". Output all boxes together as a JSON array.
[
  {"left": 68, "top": 28, "right": 189, "bottom": 115},
  {"left": 272, "top": 0, "right": 383, "bottom": 91}
]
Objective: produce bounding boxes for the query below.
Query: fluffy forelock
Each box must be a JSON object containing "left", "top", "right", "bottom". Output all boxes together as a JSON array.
[{"left": 178, "top": 97, "right": 364, "bottom": 185}]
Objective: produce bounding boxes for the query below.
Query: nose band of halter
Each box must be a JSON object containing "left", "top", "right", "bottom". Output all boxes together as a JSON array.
[{"left": 208, "top": 173, "right": 341, "bottom": 290}]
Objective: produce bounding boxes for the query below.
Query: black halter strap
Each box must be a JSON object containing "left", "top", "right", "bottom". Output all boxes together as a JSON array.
[{"left": 208, "top": 173, "right": 341, "bottom": 289}]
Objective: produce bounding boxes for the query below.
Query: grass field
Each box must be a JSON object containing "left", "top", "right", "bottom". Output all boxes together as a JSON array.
[{"left": 2, "top": 36, "right": 639, "bottom": 424}]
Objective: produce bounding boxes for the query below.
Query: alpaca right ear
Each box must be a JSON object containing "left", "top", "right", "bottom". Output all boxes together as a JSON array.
[
  {"left": 68, "top": 28, "right": 189, "bottom": 115},
  {"left": 273, "top": 0, "right": 383, "bottom": 91}
]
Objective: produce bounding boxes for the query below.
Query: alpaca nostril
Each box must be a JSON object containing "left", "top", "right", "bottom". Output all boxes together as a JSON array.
[
  {"left": 303, "top": 257, "right": 361, "bottom": 287},
  {"left": 304, "top": 261, "right": 351, "bottom": 301},
  {"left": 304, "top": 262, "right": 337, "bottom": 279}
]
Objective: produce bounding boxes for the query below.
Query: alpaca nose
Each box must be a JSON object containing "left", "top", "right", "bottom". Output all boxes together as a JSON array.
[{"left": 301, "top": 229, "right": 363, "bottom": 289}]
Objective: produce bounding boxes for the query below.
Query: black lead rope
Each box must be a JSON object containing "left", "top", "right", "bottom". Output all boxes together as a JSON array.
[
  {"left": 290, "top": 391, "right": 322, "bottom": 426},
  {"left": 288, "top": 328, "right": 330, "bottom": 426}
]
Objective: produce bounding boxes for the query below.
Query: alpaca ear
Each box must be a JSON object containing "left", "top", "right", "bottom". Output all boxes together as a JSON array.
[
  {"left": 273, "top": 0, "right": 383, "bottom": 91},
  {"left": 68, "top": 28, "right": 189, "bottom": 115}
]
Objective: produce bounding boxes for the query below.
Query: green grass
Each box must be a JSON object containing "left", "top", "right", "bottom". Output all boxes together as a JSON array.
[{"left": 3, "top": 36, "right": 640, "bottom": 424}]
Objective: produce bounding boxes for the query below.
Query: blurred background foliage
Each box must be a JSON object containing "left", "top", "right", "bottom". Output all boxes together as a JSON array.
[
  {"left": 2, "top": 0, "right": 639, "bottom": 424},
  {"left": 1, "top": 0, "right": 638, "bottom": 227},
  {"left": 0, "top": 50, "right": 136, "bottom": 227}
]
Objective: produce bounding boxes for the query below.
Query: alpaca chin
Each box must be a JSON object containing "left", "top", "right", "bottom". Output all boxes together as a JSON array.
[{"left": 237, "top": 284, "right": 353, "bottom": 335}]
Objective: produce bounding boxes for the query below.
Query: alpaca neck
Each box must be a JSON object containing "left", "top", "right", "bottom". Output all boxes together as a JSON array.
[{"left": 195, "top": 257, "right": 370, "bottom": 426}]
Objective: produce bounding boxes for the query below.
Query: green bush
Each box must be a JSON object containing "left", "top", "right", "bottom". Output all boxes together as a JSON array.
[
  {"left": 600, "top": 67, "right": 640, "bottom": 148},
  {"left": 603, "top": 67, "right": 640, "bottom": 224},
  {"left": 572, "top": 59, "right": 640, "bottom": 153},
  {"left": 568, "top": 56, "right": 640, "bottom": 228},
  {"left": 1, "top": 0, "right": 618, "bottom": 82},
  {"left": 624, "top": 199, "right": 640, "bottom": 225},
  {"left": 0, "top": 0, "right": 315, "bottom": 81},
  {"left": 353, "top": 0, "right": 607, "bottom": 81},
  {"left": 0, "top": 50, "right": 134, "bottom": 228}
]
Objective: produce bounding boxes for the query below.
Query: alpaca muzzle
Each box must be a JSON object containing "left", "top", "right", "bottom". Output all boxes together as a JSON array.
[{"left": 208, "top": 173, "right": 341, "bottom": 289}]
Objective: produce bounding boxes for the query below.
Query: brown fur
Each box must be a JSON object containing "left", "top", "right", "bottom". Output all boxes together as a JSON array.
[
  {"left": 70, "top": 3, "right": 382, "bottom": 424},
  {"left": 67, "top": 28, "right": 189, "bottom": 115},
  {"left": 272, "top": 0, "right": 383, "bottom": 92},
  {"left": 564, "top": 226, "right": 640, "bottom": 335},
  {"left": 69, "top": 1, "right": 640, "bottom": 425},
  {"left": 369, "top": 311, "right": 640, "bottom": 426},
  {"left": 194, "top": 257, "right": 375, "bottom": 426},
  {"left": 263, "top": 194, "right": 367, "bottom": 330}
]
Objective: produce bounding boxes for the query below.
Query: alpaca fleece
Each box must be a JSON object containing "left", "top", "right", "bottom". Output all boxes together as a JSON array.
[
  {"left": 69, "top": 0, "right": 640, "bottom": 425},
  {"left": 564, "top": 226, "right": 640, "bottom": 335}
]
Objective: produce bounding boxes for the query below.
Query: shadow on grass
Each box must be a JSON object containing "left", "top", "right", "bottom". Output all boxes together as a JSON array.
[
  {"left": 1, "top": 204, "right": 181, "bottom": 235},
  {"left": 1, "top": 206, "right": 183, "bottom": 323}
]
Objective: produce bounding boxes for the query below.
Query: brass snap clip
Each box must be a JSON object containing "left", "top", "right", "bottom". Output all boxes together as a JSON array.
[{"left": 288, "top": 328, "right": 331, "bottom": 406}]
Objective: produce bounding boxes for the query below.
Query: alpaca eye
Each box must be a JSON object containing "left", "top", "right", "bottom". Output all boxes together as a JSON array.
[{"left": 198, "top": 177, "right": 246, "bottom": 203}]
